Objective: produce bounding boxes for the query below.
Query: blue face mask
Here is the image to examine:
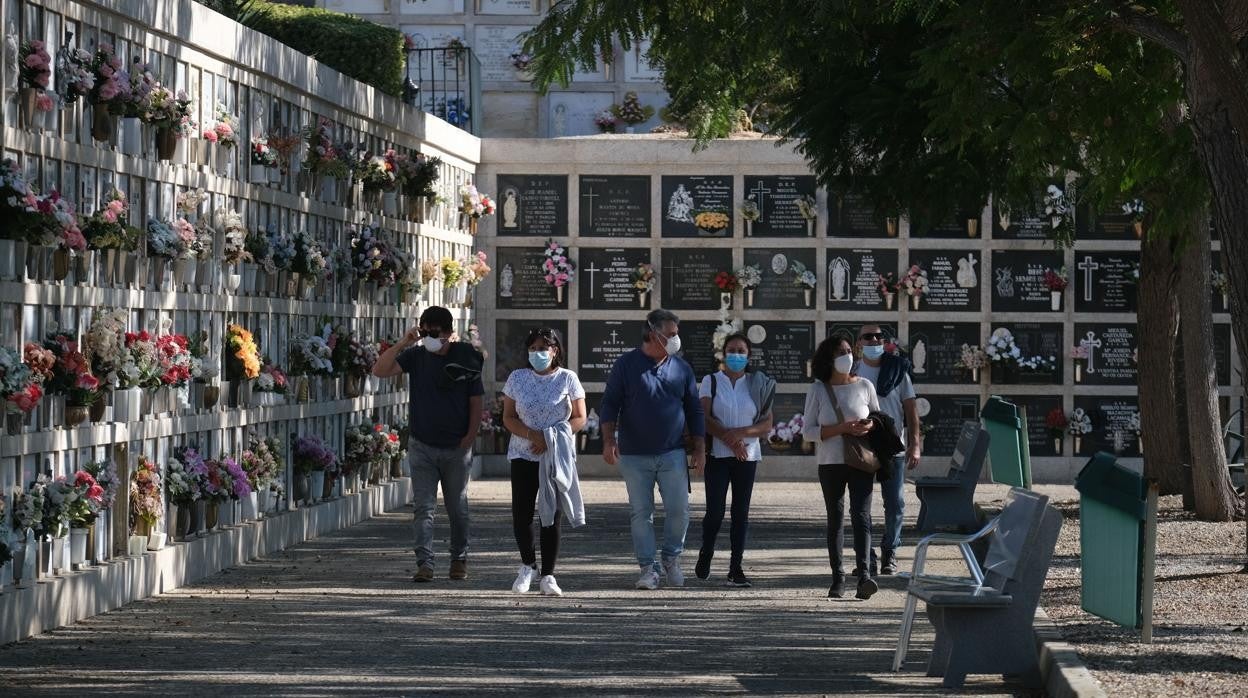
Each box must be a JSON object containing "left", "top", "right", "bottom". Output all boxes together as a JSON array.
[
  {"left": 862, "top": 345, "right": 886, "bottom": 360},
  {"left": 724, "top": 353, "right": 749, "bottom": 372},
  {"left": 528, "top": 351, "right": 553, "bottom": 371}
]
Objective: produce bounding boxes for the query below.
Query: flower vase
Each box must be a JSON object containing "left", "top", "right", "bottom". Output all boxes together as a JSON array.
[
  {"left": 64, "top": 403, "right": 89, "bottom": 428},
  {"left": 625, "top": 125, "right": 636, "bottom": 134},
  {"left": 1222, "top": 294, "right": 1229, "bottom": 311},
  {"left": 242, "top": 491, "right": 260, "bottom": 521},
  {"left": 205, "top": 501, "right": 219, "bottom": 531},
  {"left": 1050, "top": 291, "right": 1062, "bottom": 311},
  {"left": 285, "top": 272, "right": 300, "bottom": 297},
  {"left": 806, "top": 218, "right": 816, "bottom": 237},
  {"left": 5, "top": 411, "right": 26, "bottom": 436},
  {"left": 1138, "top": 436, "right": 1144, "bottom": 455},
  {"left": 391, "top": 455, "right": 403, "bottom": 479},
  {"left": 1053, "top": 438, "right": 1063, "bottom": 455},
  {"left": 309, "top": 470, "right": 326, "bottom": 503},
  {"left": 966, "top": 218, "right": 979, "bottom": 238},
  {"left": 155, "top": 127, "right": 177, "bottom": 161},
  {"left": 556, "top": 284, "right": 565, "bottom": 304},
  {"left": 804, "top": 288, "right": 812, "bottom": 307},
  {"left": 886, "top": 218, "right": 898, "bottom": 237},
  {"left": 639, "top": 290, "right": 649, "bottom": 308},
  {"left": 113, "top": 387, "right": 142, "bottom": 423},
  {"left": 745, "top": 289, "right": 754, "bottom": 307},
  {"left": 250, "top": 164, "right": 269, "bottom": 183},
  {"left": 911, "top": 294, "right": 921, "bottom": 310},
  {"left": 90, "top": 107, "right": 115, "bottom": 142},
  {"left": 69, "top": 527, "right": 89, "bottom": 567},
  {"left": 73, "top": 250, "right": 93, "bottom": 285},
  {"left": 1133, "top": 221, "right": 1143, "bottom": 238},
  {"left": 319, "top": 176, "right": 337, "bottom": 202},
  {"left": 383, "top": 192, "right": 398, "bottom": 216},
  {"left": 241, "top": 262, "right": 257, "bottom": 294},
  {"left": 90, "top": 396, "right": 107, "bottom": 422},
  {"left": 149, "top": 256, "right": 168, "bottom": 290},
  {"left": 224, "top": 265, "right": 241, "bottom": 292},
  {"left": 294, "top": 473, "right": 310, "bottom": 504},
  {"left": 202, "top": 383, "right": 220, "bottom": 410},
  {"left": 174, "top": 504, "right": 192, "bottom": 540},
  {"left": 884, "top": 292, "right": 895, "bottom": 310},
  {"left": 215, "top": 145, "right": 232, "bottom": 177},
  {"left": 971, "top": 367, "right": 980, "bottom": 383},
  {"left": 1074, "top": 436, "right": 1082, "bottom": 453},
  {"left": 1075, "top": 362, "right": 1083, "bottom": 383},
  {"left": 323, "top": 473, "right": 336, "bottom": 500},
  {"left": 0, "top": 239, "right": 25, "bottom": 280},
  {"left": 52, "top": 248, "right": 70, "bottom": 281},
  {"left": 344, "top": 373, "right": 364, "bottom": 398},
  {"left": 121, "top": 118, "right": 144, "bottom": 156},
  {"left": 51, "top": 535, "right": 69, "bottom": 573},
  {"left": 19, "top": 87, "right": 40, "bottom": 128},
  {"left": 719, "top": 291, "right": 732, "bottom": 309},
  {"left": 174, "top": 257, "right": 196, "bottom": 287},
  {"left": 147, "top": 532, "right": 167, "bottom": 551}
]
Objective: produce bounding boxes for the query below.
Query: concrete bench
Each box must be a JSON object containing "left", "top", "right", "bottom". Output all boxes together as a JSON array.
[
  {"left": 893, "top": 487, "right": 1062, "bottom": 689},
  {"left": 914, "top": 422, "right": 990, "bottom": 532}
]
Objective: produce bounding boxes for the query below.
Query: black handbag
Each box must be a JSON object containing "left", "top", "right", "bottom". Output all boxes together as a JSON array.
[{"left": 822, "top": 381, "right": 882, "bottom": 474}]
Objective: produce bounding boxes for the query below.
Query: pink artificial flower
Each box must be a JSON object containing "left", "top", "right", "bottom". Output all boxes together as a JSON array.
[
  {"left": 98, "top": 79, "right": 118, "bottom": 101},
  {"left": 61, "top": 228, "right": 87, "bottom": 252},
  {"left": 202, "top": 129, "right": 218, "bottom": 143},
  {"left": 215, "top": 122, "right": 234, "bottom": 139},
  {"left": 99, "top": 64, "right": 114, "bottom": 78},
  {"left": 35, "top": 93, "right": 53, "bottom": 112},
  {"left": 76, "top": 373, "right": 100, "bottom": 391},
  {"left": 101, "top": 209, "right": 117, "bottom": 224}
]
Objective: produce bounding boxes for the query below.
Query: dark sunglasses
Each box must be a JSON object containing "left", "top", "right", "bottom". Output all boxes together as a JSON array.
[
  {"left": 419, "top": 328, "right": 446, "bottom": 338},
  {"left": 859, "top": 332, "right": 886, "bottom": 341}
]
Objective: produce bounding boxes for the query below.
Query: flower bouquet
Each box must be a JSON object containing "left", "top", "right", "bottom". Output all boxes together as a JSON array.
[
  {"left": 225, "top": 323, "right": 261, "bottom": 384},
  {"left": 632, "top": 262, "right": 657, "bottom": 307},
  {"left": 713, "top": 270, "right": 739, "bottom": 309},
  {"left": 795, "top": 194, "right": 817, "bottom": 236},
  {"left": 1068, "top": 408, "right": 1093, "bottom": 452},
  {"left": 610, "top": 91, "right": 654, "bottom": 131},
  {"left": 360, "top": 153, "right": 398, "bottom": 207},
  {"left": 1045, "top": 407, "right": 1068, "bottom": 454},
  {"left": 87, "top": 43, "right": 128, "bottom": 140},
  {"left": 898, "top": 265, "right": 928, "bottom": 310},
  {"left": 1043, "top": 184, "right": 1072, "bottom": 244},
  {"left": 877, "top": 272, "right": 897, "bottom": 309},
  {"left": 459, "top": 184, "right": 495, "bottom": 233},
  {"left": 1122, "top": 198, "right": 1145, "bottom": 237},
  {"left": 129, "top": 456, "right": 164, "bottom": 550},
  {"left": 768, "top": 413, "right": 805, "bottom": 452},
  {"left": 292, "top": 434, "right": 338, "bottom": 503},
  {"left": 790, "top": 260, "right": 817, "bottom": 306},
  {"left": 953, "top": 343, "right": 987, "bottom": 383},
  {"left": 985, "top": 328, "right": 1022, "bottom": 383},
  {"left": 189, "top": 330, "right": 222, "bottom": 410},
  {"left": 1043, "top": 267, "right": 1068, "bottom": 311},
  {"left": 739, "top": 199, "right": 761, "bottom": 236},
  {"left": 17, "top": 40, "right": 52, "bottom": 128},
  {"left": 542, "top": 239, "right": 575, "bottom": 303},
  {"left": 1, "top": 346, "right": 43, "bottom": 434},
  {"left": 594, "top": 109, "right": 617, "bottom": 134},
  {"left": 1069, "top": 344, "right": 1089, "bottom": 382},
  {"left": 143, "top": 87, "right": 192, "bottom": 160},
  {"left": 56, "top": 44, "right": 95, "bottom": 108},
  {"left": 41, "top": 331, "right": 103, "bottom": 425},
  {"left": 250, "top": 138, "right": 279, "bottom": 184},
  {"left": 510, "top": 51, "right": 534, "bottom": 80},
  {"left": 693, "top": 210, "right": 729, "bottom": 236},
  {"left": 1212, "top": 270, "right": 1231, "bottom": 311},
  {"left": 83, "top": 189, "right": 141, "bottom": 285}
]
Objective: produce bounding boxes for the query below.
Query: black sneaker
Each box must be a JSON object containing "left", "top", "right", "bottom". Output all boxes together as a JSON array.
[
  {"left": 726, "top": 569, "right": 752, "bottom": 588},
  {"left": 828, "top": 577, "right": 846, "bottom": 598},
  {"left": 880, "top": 552, "right": 898, "bottom": 576},
  {"left": 855, "top": 573, "right": 879, "bottom": 600},
  {"left": 695, "top": 549, "right": 713, "bottom": 580}
]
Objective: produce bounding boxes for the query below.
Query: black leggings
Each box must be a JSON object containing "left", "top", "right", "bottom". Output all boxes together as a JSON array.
[
  {"left": 511, "top": 459, "right": 561, "bottom": 576},
  {"left": 818, "top": 463, "right": 874, "bottom": 578}
]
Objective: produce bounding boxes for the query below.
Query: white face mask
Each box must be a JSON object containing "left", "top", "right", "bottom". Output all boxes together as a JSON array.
[
  {"left": 650, "top": 324, "right": 681, "bottom": 355},
  {"left": 423, "top": 337, "right": 443, "bottom": 353},
  {"left": 834, "top": 353, "right": 854, "bottom": 375}
]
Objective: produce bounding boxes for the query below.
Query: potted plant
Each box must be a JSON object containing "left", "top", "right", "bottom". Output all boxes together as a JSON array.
[
  {"left": 81, "top": 189, "right": 141, "bottom": 288},
  {"left": 66, "top": 470, "right": 105, "bottom": 568},
  {"left": 17, "top": 39, "right": 51, "bottom": 128},
  {"left": 790, "top": 260, "right": 817, "bottom": 307},
  {"left": 1043, "top": 267, "right": 1068, "bottom": 311},
  {"left": 250, "top": 138, "right": 279, "bottom": 184},
  {"left": 713, "top": 270, "right": 739, "bottom": 309},
  {"left": 953, "top": 343, "right": 987, "bottom": 383},
  {"left": 206, "top": 103, "right": 238, "bottom": 176},
  {"left": 142, "top": 87, "right": 192, "bottom": 161},
  {"left": 1045, "top": 407, "right": 1068, "bottom": 454},
  {"left": 83, "top": 307, "right": 128, "bottom": 419},
  {"left": 128, "top": 456, "right": 163, "bottom": 554},
  {"left": 594, "top": 109, "right": 617, "bottom": 134},
  {"left": 767, "top": 414, "right": 804, "bottom": 452},
  {"left": 41, "top": 331, "right": 102, "bottom": 428},
  {"left": 292, "top": 434, "right": 337, "bottom": 505},
  {"left": 739, "top": 199, "right": 761, "bottom": 236},
  {"left": 1068, "top": 408, "right": 1093, "bottom": 453},
  {"left": 239, "top": 438, "right": 278, "bottom": 520},
  {"left": 795, "top": 194, "right": 818, "bottom": 236},
  {"left": 898, "top": 265, "right": 928, "bottom": 310},
  {"left": 611, "top": 91, "right": 655, "bottom": 133},
  {"left": 42, "top": 478, "right": 75, "bottom": 573},
  {"left": 542, "top": 239, "right": 576, "bottom": 304},
  {"left": 736, "top": 264, "right": 761, "bottom": 307},
  {"left": 1122, "top": 198, "right": 1145, "bottom": 238},
  {"left": 166, "top": 446, "right": 206, "bottom": 539}
]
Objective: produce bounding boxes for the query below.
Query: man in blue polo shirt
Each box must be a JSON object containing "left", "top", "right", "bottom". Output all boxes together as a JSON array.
[{"left": 600, "top": 308, "right": 706, "bottom": 590}]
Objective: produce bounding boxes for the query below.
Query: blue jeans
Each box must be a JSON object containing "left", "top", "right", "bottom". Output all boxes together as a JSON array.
[
  {"left": 878, "top": 454, "right": 906, "bottom": 557},
  {"left": 617, "top": 449, "right": 690, "bottom": 571},
  {"left": 409, "top": 438, "right": 472, "bottom": 569},
  {"left": 701, "top": 456, "right": 758, "bottom": 570}
]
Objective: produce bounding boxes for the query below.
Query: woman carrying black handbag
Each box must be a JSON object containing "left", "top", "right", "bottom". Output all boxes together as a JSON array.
[{"left": 801, "top": 334, "right": 882, "bottom": 600}]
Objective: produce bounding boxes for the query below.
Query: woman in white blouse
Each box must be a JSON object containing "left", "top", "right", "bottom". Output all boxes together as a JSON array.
[
  {"left": 801, "top": 334, "right": 881, "bottom": 601},
  {"left": 695, "top": 333, "right": 775, "bottom": 588},
  {"left": 501, "top": 328, "right": 587, "bottom": 597}
]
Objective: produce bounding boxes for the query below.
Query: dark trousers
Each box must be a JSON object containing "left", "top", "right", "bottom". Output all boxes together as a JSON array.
[
  {"left": 700, "top": 456, "right": 758, "bottom": 570},
  {"left": 510, "top": 459, "right": 561, "bottom": 576},
  {"left": 818, "top": 463, "right": 874, "bottom": 579}
]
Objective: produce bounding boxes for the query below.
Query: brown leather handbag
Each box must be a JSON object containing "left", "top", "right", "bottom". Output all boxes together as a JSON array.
[{"left": 822, "top": 381, "right": 882, "bottom": 474}]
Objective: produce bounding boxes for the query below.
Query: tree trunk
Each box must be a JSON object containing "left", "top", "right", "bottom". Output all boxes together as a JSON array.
[
  {"left": 1177, "top": 204, "right": 1239, "bottom": 521},
  {"left": 1137, "top": 231, "right": 1186, "bottom": 494}
]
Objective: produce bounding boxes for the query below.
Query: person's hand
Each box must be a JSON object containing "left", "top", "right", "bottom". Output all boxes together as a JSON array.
[
  {"left": 458, "top": 434, "right": 475, "bottom": 451},
  {"left": 402, "top": 326, "right": 421, "bottom": 345},
  {"left": 906, "top": 443, "right": 921, "bottom": 470},
  {"left": 843, "top": 419, "right": 872, "bottom": 437},
  {"left": 603, "top": 440, "right": 620, "bottom": 466},
  {"left": 732, "top": 440, "right": 751, "bottom": 461},
  {"left": 689, "top": 449, "right": 706, "bottom": 474},
  {"left": 528, "top": 427, "right": 548, "bottom": 455}
]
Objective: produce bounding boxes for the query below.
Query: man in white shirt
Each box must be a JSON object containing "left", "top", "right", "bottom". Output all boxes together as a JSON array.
[{"left": 854, "top": 324, "right": 922, "bottom": 576}]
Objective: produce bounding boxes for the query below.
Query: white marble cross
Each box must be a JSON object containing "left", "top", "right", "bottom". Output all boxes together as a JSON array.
[
  {"left": 582, "top": 187, "right": 599, "bottom": 228},
  {"left": 584, "top": 262, "right": 601, "bottom": 298},
  {"left": 1078, "top": 256, "right": 1100, "bottom": 302},
  {"left": 749, "top": 180, "right": 771, "bottom": 221},
  {"left": 663, "top": 256, "right": 682, "bottom": 298},
  {"left": 608, "top": 329, "right": 620, "bottom": 344},
  {"left": 1081, "top": 331, "right": 1103, "bottom": 373}
]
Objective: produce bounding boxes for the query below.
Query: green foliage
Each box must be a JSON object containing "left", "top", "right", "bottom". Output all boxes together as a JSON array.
[{"left": 221, "top": 1, "right": 405, "bottom": 96}]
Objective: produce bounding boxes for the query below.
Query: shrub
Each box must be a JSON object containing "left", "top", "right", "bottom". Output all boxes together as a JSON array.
[{"left": 211, "top": 1, "right": 405, "bottom": 96}]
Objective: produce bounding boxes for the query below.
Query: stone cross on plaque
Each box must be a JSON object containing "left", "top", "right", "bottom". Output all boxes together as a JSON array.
[
  {"left": 1080, "top": 331, "right": 1103, "bottom": 374},
  {"left": 581, "top": 187, "right": 599, "bottom": 227},
  {"left": 609, "top": 329, "right": 620, "bottom": 344},
  {"left": 749, "top": 181, "right": 772, "bottom": 221},
  {"left": 584, "top": 262, "right": 602, "bottom": 298},
  {"left": 1078, "top": 256, "right": 1100, "bottom": 301},
  {"left": 664, "top": 256, "right": 682, "bottom": 298}
]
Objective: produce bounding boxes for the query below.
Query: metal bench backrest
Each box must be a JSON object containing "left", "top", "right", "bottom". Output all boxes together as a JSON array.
[
  {"left": 982, "top": 487, "right": 1051, "bottom": 590},
  {"left": 945, "top": 421, "right": 990, "bottom": 485}
]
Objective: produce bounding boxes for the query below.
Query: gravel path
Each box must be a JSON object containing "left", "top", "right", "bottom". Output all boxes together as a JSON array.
[{"left": 0, "top": 480, "right": 1038, "bottom": 696}]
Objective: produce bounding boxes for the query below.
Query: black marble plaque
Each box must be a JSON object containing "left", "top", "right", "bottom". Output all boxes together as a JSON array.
[
  {"left": 826, "top": 248, "right": 900, "bottom": 309},
  {"left": 1000, "top": 394, "right": 1064, "bottom": 457},
  {"left": 1214, "top": 323, "right": 1232, "bottom": 387},
  {"left": 1073, "top": 324, "right": 1137, "bottom": 386},
  {"left": 992, "top": 183, "right": 1066, "bottom": 240},
  {"left": 744, "top": 322, "right": 815, "bottom": 383},
  {"left": 660, "top": 247, "right": 735, "bottom": 310},
  {"left": 494, "top": 319, "right": 569, "bottom": 383},
  {"left": 496, "top": 246, "right": 566, "bottom": 310},
  {"left": 578, "top": 391, "right": 605, "bottom": 455},
  {"left": 991, "top": 250, "right": 1067, "bottom": 312},
  {"left": 578, "top": 248, "right": 652, "bottom": 310},
  {"left": 827, "top": 191, "right": 895, "bottom": 238},
  {"left": 743, "top": 175, "right": 817, "bottom": 238},
  {"left": 910, "top": 210, "right": 984, "bottom": 239},
  {"left": 908, "top": 249, "right": 982, "bottom": 312},
  {"left": 1073, "top": 252, "right": 1139, "bottom": 313},
  {"left": 742, "top": 248, "right": 818, "bottom": 310},
  {"left": 578, "top": 175, "right": 650, "bottom": 237},
  {"left": 1076, "top": 196, "right": 1146, "bottom": 240},
  {"left": 916, "top": 395, "right": 983, "bottom": 457},
  {"left": 995, "top": 322, "right": 1063, "bottom": 385},
  {"left": 660, "top": 175, "right": 733, "bottom": 238},
  {"left": 578, "top": 320, "right": 644, "bottom": 382},
  {"left": 495, "top": 174, "right": 568, "bottom": 237},
  {"left": 676, "top": 320, "right": 722, "bottom": 382},
  {"left": 1073, "top": 396, "right": 1141, "bottom": 458},
  {"left": 763, "top": 392, "right": 815, "bottom": 457},
  {"left": 906, "top": 323, "right": 981, "bottom": 385}
]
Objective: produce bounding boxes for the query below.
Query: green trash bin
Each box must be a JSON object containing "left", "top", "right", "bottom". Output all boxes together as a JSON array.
[
  {"left": 980, "top": 396, "right": 1029, "bottom": 487},
  {"left": 1076, "top": 452, "right": 1156, "bottom": 635}
]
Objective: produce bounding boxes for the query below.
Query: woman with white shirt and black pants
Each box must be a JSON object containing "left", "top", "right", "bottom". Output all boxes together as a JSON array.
[
  {"left": 802, "top": 334, "right": 881, "bottom": 600},
  {"left": 695, "top": 333, "right": 776, "bottom": 587}
]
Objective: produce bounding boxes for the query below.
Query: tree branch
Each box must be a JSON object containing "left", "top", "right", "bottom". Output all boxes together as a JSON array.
[{"left": 1112, "top": 7, "right": 1189, "bottom": 62}]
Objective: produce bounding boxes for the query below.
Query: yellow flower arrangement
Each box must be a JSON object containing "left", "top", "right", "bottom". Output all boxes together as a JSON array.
[
  {"left": 226, "top": 323, "right": 261, "bottom": 379},
  {"left": 694, "top": 211, "right": 730, "bottom": 231},
  {"left": 440, "top": 256, "right": 466, "bottom": 286}
]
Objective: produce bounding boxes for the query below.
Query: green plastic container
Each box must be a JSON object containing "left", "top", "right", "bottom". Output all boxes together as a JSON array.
[
  {"left": 1076, "top": 452, "right": 1148, "bottom": 628},
  {"left": 980, "top": 396, "right": 1029, "bottom": 487}
]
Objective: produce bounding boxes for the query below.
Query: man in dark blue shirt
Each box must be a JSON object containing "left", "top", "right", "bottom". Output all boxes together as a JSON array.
[
  {"left": 600, "top": 309, "right": 706, "bottom": 590},
  {"left": 374, "top": 306, "right": 483, "bottom": 583}
]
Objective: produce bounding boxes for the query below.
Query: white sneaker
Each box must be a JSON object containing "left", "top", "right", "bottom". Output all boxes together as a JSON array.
[
  {"left": 539, "top": 575, "right": 563, "bottom": 597},
  {"left": 662, "top": 558, "right": 685, "bottom": 587},
  {"left": 635, "top": 568, "right": 660, "bottom": 590},
  {"left": 511, "top": 564, "right": 537, "bottom": 593}
]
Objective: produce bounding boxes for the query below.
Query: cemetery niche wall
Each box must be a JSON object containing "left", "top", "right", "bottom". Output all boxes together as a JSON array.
[{"left": 476, "top": 138, "right": 1242, "bottom": 482}]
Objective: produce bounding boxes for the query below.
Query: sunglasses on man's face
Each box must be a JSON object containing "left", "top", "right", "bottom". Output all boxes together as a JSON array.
[
  {"left": 859, "top": 333, "right": 886, "bottom": 341},
  {"left": 419, "top": 328, "right": 446, "bottom": 338}
]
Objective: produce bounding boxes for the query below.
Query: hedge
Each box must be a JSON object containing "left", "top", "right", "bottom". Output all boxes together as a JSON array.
[{"left": 243, "top": 2, "right": 405, "bottom": 97}]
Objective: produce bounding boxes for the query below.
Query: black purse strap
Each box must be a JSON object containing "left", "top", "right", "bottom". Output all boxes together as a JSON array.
[{"left": 821, "top": 380, "right": 847, "bottom": 424}]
